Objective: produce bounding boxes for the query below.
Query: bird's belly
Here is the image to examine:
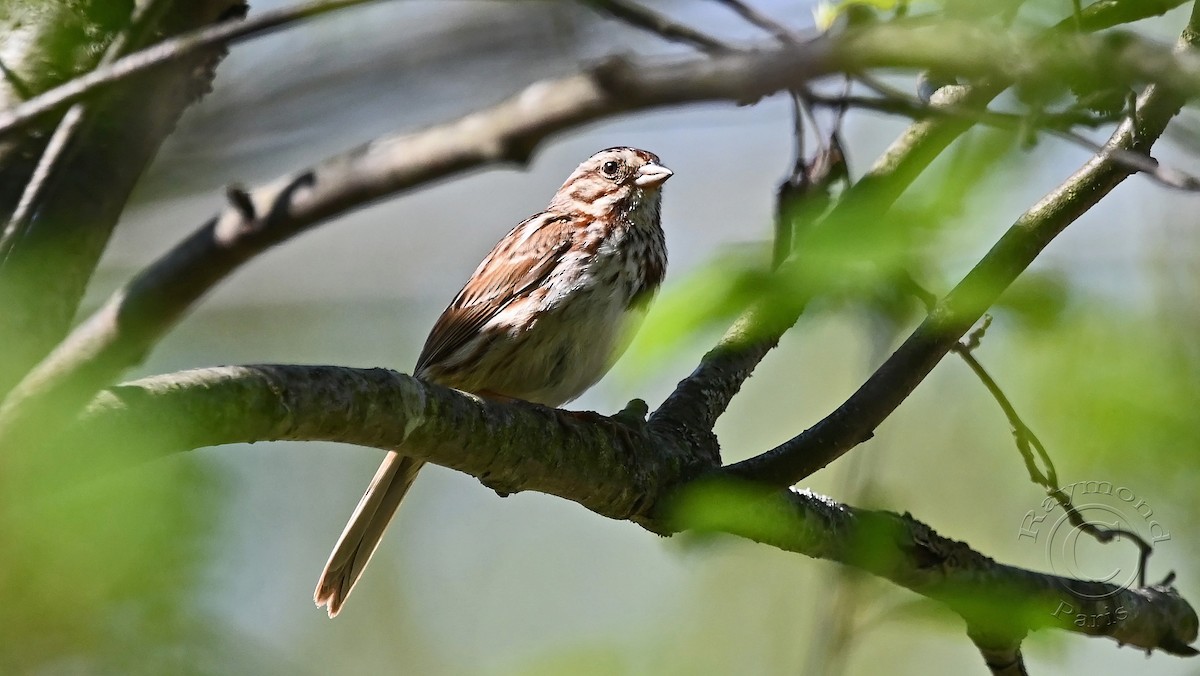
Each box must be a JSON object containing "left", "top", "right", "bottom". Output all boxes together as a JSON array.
[
  {"left": 464, "top": 288, "right": 640, "bottom": 407},
  {"left": 534, "top": 296, "right": 637, "bottom": 404}
]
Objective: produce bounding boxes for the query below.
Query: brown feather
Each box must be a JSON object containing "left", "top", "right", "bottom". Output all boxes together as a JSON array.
[{"left": 415, "top": 212, "right": 576, "bottom": 376}]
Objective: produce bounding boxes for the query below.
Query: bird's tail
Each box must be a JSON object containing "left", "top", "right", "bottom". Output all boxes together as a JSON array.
[{"left": 314, "top": 452, "right": 425, "bottom": 617}]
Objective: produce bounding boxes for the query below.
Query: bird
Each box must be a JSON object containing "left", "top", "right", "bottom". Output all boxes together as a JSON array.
[{"left": 314, "top": 147, "right": 672, "bottom": 617}]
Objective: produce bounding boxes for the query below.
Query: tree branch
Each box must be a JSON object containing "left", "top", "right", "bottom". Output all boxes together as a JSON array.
[
  {"left": 680, "top": 483, "right": 1197, "bottom": 657},
  {"left": 69, "top": 364, "right": 1199, "bottom": 656},
  {"left": 77, "top": 365, "right": 710, "bottom": 521}
]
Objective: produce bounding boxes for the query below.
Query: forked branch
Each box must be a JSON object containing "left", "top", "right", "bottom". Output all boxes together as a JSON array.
[{"left": 69, "top": 364, "right": 1199, "bottom": 657}]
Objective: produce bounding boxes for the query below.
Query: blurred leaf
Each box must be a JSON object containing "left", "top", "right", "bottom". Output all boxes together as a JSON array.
[
  {"left": 993, "top": 271, "right": 1069, "bottom": 330},
  {"left": 1013, "top": 308, "right": 1200, "bottom": 477},
  {"left": 627, "top": 243, "right": 775, "bottom": 370},
  {"left": 666, "top": 480, "right": 1062, "bottom": 645},
  {"left": 815, "top": 0, "right": 908, "bottom": 31},
  {"left": 632, "top": 126, "right": 1020, "bottom": 371},
  {"left": 510, "top": 644, "right": 626, "bottom": 676},
  {"left": 0, "top": 399, "right": 223, "bottom": 673},
  {"left": 862, "top": 597, "right": 965, "bottom": 634}
]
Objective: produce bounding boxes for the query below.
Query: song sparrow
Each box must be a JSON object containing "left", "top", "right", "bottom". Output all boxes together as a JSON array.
[{"left": 315, "top": 147, "right": 672, "bottom": 617}]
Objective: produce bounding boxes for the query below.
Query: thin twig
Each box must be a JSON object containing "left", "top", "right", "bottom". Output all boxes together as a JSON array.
[
  {"left": 855, "top": 73, "right": 1117, "bottom": 127},
  {"left": 831, "top": 78, "right": 1200, "bottom": 191},
  {"left": 771, "top": 83, "right": 850, "bottom": 266},
  {"left": 953, "top": 332, "right": 1156, "bottom": 589},
  {"left": 710, "top": 0, "right": 798, "bottom": 43},
  {"left": 870, "top": 286, "right": 1173, "bottom": 666},
  {"left": 872, "top": 269, "right": 1164, "bottom": 593},
  {"left": 1050, "top": 128, "right": 1200, "bottom": 190},
  {"left": 773, "top": 92, "right": 805, "bottom": 268},
  {"left": 587, "top": 0, "right": 733, "bottom": 54},
  {"left": 0, "top": 0, "right": 392, "bottom": 139}
]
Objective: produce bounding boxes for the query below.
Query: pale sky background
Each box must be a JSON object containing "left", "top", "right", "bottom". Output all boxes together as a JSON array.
[{"left": 82, "top": 1, "right": 1200, "bottom": 674}]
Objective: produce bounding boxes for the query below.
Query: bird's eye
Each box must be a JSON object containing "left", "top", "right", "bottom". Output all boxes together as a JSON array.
[{"left": 601, "top": 160, "right": 620, "bottom": 177}]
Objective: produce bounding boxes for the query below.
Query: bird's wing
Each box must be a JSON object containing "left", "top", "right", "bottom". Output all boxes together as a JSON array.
[{"left": 414, "top": 211, "right": 576, "bottom": 374}]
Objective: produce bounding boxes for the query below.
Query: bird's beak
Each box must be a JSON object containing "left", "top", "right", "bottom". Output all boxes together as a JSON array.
[{"left": 634, "top": 162, "right": 673, "bottom": 188}]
